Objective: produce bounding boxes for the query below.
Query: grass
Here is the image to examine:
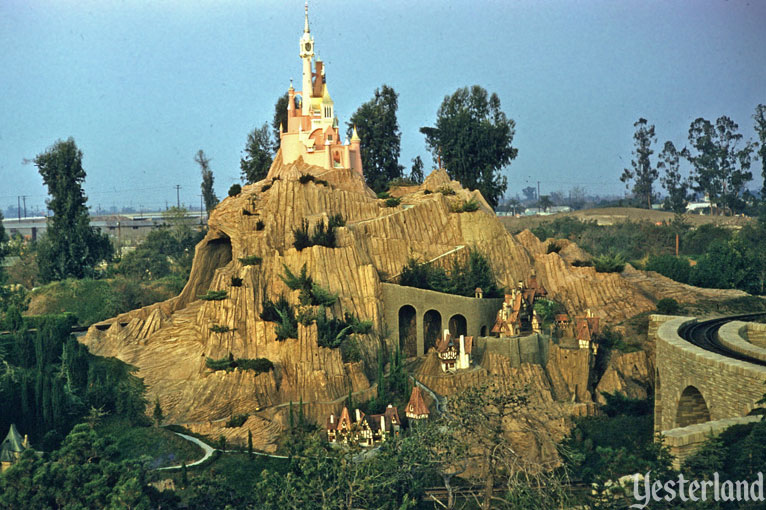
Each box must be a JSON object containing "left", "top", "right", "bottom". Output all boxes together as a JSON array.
[
  {"left": 26, "top": 277, "right": 180, "bottom": 326},
  {"left": 96, "top": 417, "right": 204, "bottom": 469},
  {"left": 175, "top": 452, "right": 289, "bottom": 498}
]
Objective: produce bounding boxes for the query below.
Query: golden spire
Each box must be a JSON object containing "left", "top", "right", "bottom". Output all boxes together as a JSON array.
[{"left": 351, "top": 125, "right": 361, "bottom": 142}]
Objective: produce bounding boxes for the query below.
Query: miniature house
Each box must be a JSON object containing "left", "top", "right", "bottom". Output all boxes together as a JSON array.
[
  {"left": 0, "top": 424, "right": 29, "bottom": 472},
  {"left": 436, "top": 330, "right": 473, "bottom": 372},
  {"left": 405, "top": 386, "right": 430, "bottom": 421},
  {"left": 326, "top": 404, "right": 401, "bottom": 446}
]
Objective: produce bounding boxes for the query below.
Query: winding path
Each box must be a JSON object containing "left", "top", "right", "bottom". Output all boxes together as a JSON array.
[{"left": 157, "top": 433, "right": 216, "bottom": 470}]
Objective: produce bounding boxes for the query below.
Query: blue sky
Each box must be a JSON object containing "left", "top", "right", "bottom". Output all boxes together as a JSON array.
[{"left": 1, "top": 0, "right": 764, "bottom": 213}]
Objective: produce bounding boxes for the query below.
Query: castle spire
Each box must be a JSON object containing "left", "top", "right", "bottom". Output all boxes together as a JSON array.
[{"left": 304, "top": 2, "right": 310, "bottom": 34}]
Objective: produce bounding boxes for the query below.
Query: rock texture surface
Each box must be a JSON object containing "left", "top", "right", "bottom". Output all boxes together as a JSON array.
[{"left": 81, "top": 157, "right": 741, "bottom": 450}]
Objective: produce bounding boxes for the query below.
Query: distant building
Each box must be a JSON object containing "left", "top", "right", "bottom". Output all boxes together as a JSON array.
[
  {"left": 0, "top": 424, "right": 30, "bottom": 472},
  {"left": 491, "top": 271, "right": 548, "bottom": 337},
  {"left": 405, "top": 386, "right": 430, "bottom": 421},
  {"left": 555, "top": 309, "right": 600, "bottom": 354}
]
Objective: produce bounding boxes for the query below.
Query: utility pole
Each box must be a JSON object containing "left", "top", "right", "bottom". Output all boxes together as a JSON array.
[
  {"left": 22, "top": 196, "right": 26, "bottom": 219},
  {"left": 537, "top": 181, "right": 540, "bottom": 202},
  {"left": 199, "top": 194, "right": 204, "bottom": 225},
  {"left": 175, "top": 185, "right": 181, "bottom": 208},
  {"left": 17, "top": 196, "right": 21, "bottom": 222}
]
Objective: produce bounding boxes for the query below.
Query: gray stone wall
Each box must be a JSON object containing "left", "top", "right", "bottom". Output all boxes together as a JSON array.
[
  {"left": 473, "top": 333, "right": 548, "bottom": 367},
  {"left": 380, "top": 283, "right": 503, "bottom": 357}
]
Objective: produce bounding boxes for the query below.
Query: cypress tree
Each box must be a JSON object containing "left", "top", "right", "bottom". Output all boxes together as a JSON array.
[
  {"left": 181, "top": 462, "right": 188, "bottom": 487},
  {"left": 247, "top": 429, "right": 253, "bottom": 459}
]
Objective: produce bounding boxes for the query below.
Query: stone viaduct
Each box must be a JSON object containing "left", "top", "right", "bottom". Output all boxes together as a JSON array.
[
  {"left": 652, "top": 315, "right": 766, "bottom": 467},
  {"left": 380, "top": 283, "right": 503, "bottom": 358}
]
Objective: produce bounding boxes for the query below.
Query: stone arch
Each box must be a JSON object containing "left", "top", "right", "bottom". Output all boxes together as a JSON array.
[
  {"left": 676, "top": 385, "right": 710, "bottom": 428},
  {"left": 423, "top": 310, "right": 442, "bottom": 353},
  {"left": 398, "top": 305, "right": 417, "bottom": 358},
  {"left": 481, "top": 325, "right": 488, "bottom": 337},
  {"left": 449, "top": 314, "right": 467, "bottom": 337}
]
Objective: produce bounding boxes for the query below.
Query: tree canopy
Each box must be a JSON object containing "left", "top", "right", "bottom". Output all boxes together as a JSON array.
[
  {"left": 240, "top": 123, "right": 273, "bottom": 184},
  {"left": 754, "top": 104, "right": 766, "bottom": 198},
  {"left": 420, "top": 85, "right": 518, "bottom": 208},
  {"left": 620, "top": 118, "right": 658, "bottom": 208},
  {"left": 272, "top": 92, "right": 289, "bottom": 151},
  {"left": 196, "top": 149, "right": 219, "bottom": 213},
  {"left": 658, "top": 141, "right": 690, "bottom": 214},
  {"left": 34, "top": 138, "right": 113, "bottom": 282},
  {"left": 347, "top": 84, "right": 403, "bottom": 193},
  {"left": 686, "top": 116, "right": 755, "bottom": 215}
]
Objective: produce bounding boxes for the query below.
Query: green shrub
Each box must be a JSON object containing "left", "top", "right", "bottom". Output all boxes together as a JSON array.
[
  {"left": 384, "top": 197, "right": 401, "bottom": 208},
  {"left": 376, "top": 191, "right": 391, "bottom": 199},
  {"left": 437, "top": 186, "right": 455, "bottom": 196},
  {"left": 210, "top": 324, "right": 233, "bottom": 333},
  {"left": 206, "top": 354, "right": 234, "bottom": 371},
  {"left": 656, "top": 298, "right": 681, "bottom": 315},
  {"left": 645, "top": 254, "right": 691, "bottom": 283},
  {"left": 228, "top": 184, "right": 242, "bottom": 197},
  {"left": 231, "top": 276, "right": 243, "bottom": 287},
  {"left": 423, "top": 189, "right": 432, "bottom": 195},
  {"left": 292, "top": 217, "right": 342, "bottom": 251},
  {"left": 315, "top": 178, "right": 329, "bottom": 186},
  {"left": 255, "top": 219, "right": 265, "bottom": 231},
  {"left": 398, "top": 249, "right": 501, "bottom": 298},
  {"left": 593, "top": 253, "right": 626, "bottom": 273},
  {"left": 298, "top": 173, "right": 315, "bottom": 184},
  {"left": 260, "top": 295, "right": 292, "bottom": 323},
  {"left": 225, "top": 414, "right": 249, "bottom": 428},
  {"left": 461, "top": 199, "right": 479, "bottom": 212},
  {"left": 546, "top": 242, "right": 562, "bottom": 254},
  {"left": 280, "top": 264, "right": 338, "bottom": 307},
  {"left": 199, "top": 290, "right": 228, "bottom": 301},
  {"left": 261, "top": 183, "right": 272, "bottom": 192},
  {"left": 242, "top": 209, "right": 253, "bottom": 216},
  {"left": 571, "top": 259, "right": 593, "bottom": 267},
  {"left": 388, "top": 177, "right": 417, "bottom": 187},
  {"left": 236, "top": 358, "right": 274, "bottom": 373},
  {"left": 328, "top": 213, "right": 346, "bottom": 228},
  {"left": 239, "top": 255, "right": 262, "bottom": 266},
  {"left": 292, "top": 220, "right": 312, "bottom": 251}
]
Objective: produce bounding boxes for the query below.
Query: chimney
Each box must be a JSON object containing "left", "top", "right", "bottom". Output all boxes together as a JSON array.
[
  {"left": 330, "top": 414, "right": 334, "bottom": 424},
  {"left": 355, "top": 408, "right": 361, "bottom": 422}
]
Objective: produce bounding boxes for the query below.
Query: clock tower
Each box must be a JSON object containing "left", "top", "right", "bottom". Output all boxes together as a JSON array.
[{"left": 300, "top": 3, "right": 314, "bottom": 116}]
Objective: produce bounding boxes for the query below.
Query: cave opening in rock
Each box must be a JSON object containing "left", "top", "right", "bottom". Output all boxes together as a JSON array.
[{"left": 398, "top": 305, "right": 417, "bottom": 357}]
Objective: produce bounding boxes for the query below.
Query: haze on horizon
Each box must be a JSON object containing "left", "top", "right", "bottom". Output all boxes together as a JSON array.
[{"left": 1, "top": 0, "right": 764, "bottom": 214}]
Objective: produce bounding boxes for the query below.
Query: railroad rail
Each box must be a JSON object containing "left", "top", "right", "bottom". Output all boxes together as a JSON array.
[{"left": 677, "top": 313, "right": 766, "bottom": 367}]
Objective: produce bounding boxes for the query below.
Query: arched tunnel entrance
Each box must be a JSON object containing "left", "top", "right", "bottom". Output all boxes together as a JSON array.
[
  {"left": 676, "top": 386, "right": 711, "bottom": 428},
  {"left": 449, "top": 314, "right": 467, "bottom": 337},
  {"left": 398, "top": 305, "right": 417, "bottom": 358},
  {"left": 423, "top": 310, "right": 442, "bottom": 353}
]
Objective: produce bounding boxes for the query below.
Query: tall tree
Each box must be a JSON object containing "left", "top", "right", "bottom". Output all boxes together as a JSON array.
[
  {"left": 521, "top": 186, "right": 537, "bottom": 202},
  {"left": 686, "top": 116, "right": 755, "bottom": 215},
  {"left": 754, "top": 104, "right": 766, "bottom": 198},
  {"left": 658, "top": 141, "right": 690, "bottom": 214},
  {"left": 34, "top": 138, "right": 113, "bottom": 282},
  {"left": 196, "top": 149, "right": 219, "bottom": 213},
  {"left": 347, "top": 84, "right": 403, "bottom": 192},
  {"left": 240, "top": 123, "right": 273, "bottom": 184},
  {"left": 620, "top": 118, "right": 658, "bottom": 208},
  {"left": 420, "top": 85, "right": 518, "bottom": 209},
  {"left": 0, "top": 209, "right": 6, "bottom": 282},
  {"left": 410, "top": 155, "right": 424, "bottom": 184},
  {"left": 272, "top": 92, "right": 289, "bottom": 151}
]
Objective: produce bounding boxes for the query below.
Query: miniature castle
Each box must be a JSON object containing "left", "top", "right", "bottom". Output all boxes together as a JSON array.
[
  {"left": 435, "top": 330, "right": 473, "bottom": 372},
  {"left": 326, "top": 404, "right": 401, "bottom": 447},
  {"left": 279, "top": 3, "right": 364, "bottom": 175},
  {"left": 491, "top": 271, "right": 548, "bottom": 337},
  {"left": 0, "top": 424, "right": 30, "bottom": 472}
]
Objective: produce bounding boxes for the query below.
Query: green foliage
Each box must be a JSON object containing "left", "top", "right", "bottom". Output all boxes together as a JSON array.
[
  {"left": 28, "top": 277, "right": 178, "bottom": 326},
  {"left": 755, "top": 104, "right": 766, "bottom": 198},
  {"left": 260, "top": 183, "right": 272, "bottom": 192},
  {"left": 658, "top": 141, "right": 691, "bottom": 213},
  {"left": 198, "top": 289, "right": 227, "bottom": 301},
  {"left": 620, "top": 118, "right": 659, "bottom": 208},
  {"left": 153, "top": 397, "right": 163, "bottom": 426},
  {"left": 209, "top": 324, "right": 233, "bottom": 333},
  {"left": 450, "top": 198, "right": 480, "bottom": 212},
  {"left": 384, "top": 197, "right": 401, "bottom": 207},
  {"left": 230, "top": 276, "right": 242, "bottom": 287},
  {"left": 260, "top": 294, "right": 293, "bottom": 323},
  {"left": 196, "top": 149, "right": 219, "bottom": 213},
  {"left": 117, "top": 218, "right": 204, "bottom": 281},
  {"left": 241, "top": 123, "right": 273, "bottom": 184},
  {"left": 34, "top": 138, "right": 114, "bottom": 282},
  {"left": 228, "top": 183, "right": 242, "bottom": 197},
  {"left": 687, "top": 116, "right": 755, "bottom": 214},
  {"left": 298, "top": 173, "right": 315, "bottom": 184},
  {"left": 205, "top": 354, "right": 235, "bottom": 371},
  {"left": 280, "top": 264, "right": 338, "bottom": 307},
  {"left": 546, "top": 241, "right": 562, "bottom": 254},
  {"left": 272, "top": 92, "right": 289, "bottom": 151},
  {"left": 238, "top": 254, "right": 262, "bottom": 266},
  {"left": 437, "top": 185, "right": 456, "bottom": 195},
  {"left": 420, "top": 85, "right": 518, "bottom": 208},
  {"left": 376, "top": 190, "right": 391, "bottom": 199},
  {"left": 533, "top": 298, "right": 562, "bottom": 324},
  {"left": 236, "top": 358, "right": 274, "bottom": 373},
  {"left": 593, "top": 252, "right": 626, "bottom": 273},
  {"left": 410, "top": 155, "right": 424, "bottom": 184},
  {"left": 225, "top": 414, "right": 249, "bottom": 428},
  {"left": 255, "top": 218, "right": 265, "bottom": 230},
  {"left": 691, "top": 239, "right": 758, "bottom": 292},
  {"left": 292, "top": 217, "right": 341, "bottom": 251},
  {"left": 347, "top": 84, "right": 403, "bottom": 193},
  {"left": 0, "top": 424, "right": 160, "bottom": 509},
  {"left": 398, "top": 249, "right": 501, "bottom": 298},
  {"left": 645, "top": 254, "right": 691, "bottom": 283},
  {"left": 655, "top": 297, "right": 681, "bottom": 314}
]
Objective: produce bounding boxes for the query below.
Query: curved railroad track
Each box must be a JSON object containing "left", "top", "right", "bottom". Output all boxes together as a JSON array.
[{"left": 677, "top": 313, "right": 766, "bottom": 367}]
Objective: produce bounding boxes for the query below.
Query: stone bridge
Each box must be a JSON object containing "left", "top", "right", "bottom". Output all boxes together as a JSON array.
[
  {"left": 652, "top": 315, "right": 766, "bottom": 467},
  {"left": 380, "top": 283, "right": 503, "bottom": 357}
]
